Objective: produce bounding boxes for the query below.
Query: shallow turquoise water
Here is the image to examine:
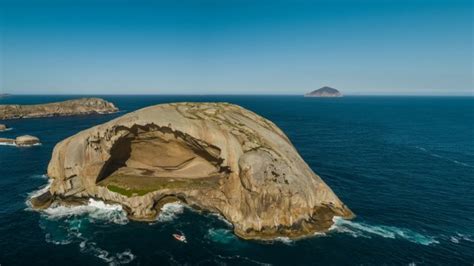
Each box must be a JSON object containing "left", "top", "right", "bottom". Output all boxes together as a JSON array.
[{"left": 0, "top": 95, "right": 473, "bottom": 265}]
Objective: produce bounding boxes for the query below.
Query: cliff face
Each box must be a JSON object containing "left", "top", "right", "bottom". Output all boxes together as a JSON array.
[
  {"left": 305, "top": 87, "right": 343, "bottom": 97},
  {"left": 32, "top": 102, "right": 353, "bottom": 239},
  {"left": 0, "top": 98, "right": 118, "bottom": 120}
]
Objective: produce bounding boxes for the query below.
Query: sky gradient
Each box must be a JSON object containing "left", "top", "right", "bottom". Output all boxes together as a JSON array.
[{"left": 1, "top": 0, "right": 472, "bottom": 95}]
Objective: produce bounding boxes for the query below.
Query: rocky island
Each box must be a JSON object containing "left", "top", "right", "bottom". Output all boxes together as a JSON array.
[
  {"left": 305, "top": 86, "right": 343, "bottom": 97},
  {"left": 0, "top": 124, "right": 8, "bottom": 131},
  {"left": 0, "top": 98, "right": 118, "bottom": 120},
  {"left": 0, "top": 135, "right": 40, "bottom": 146},
  {"left": 30, "top": 102, "right": 353, "bottom": 240}
]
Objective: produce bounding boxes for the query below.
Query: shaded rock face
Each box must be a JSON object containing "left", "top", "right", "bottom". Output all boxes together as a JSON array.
[
  {"left": 33, "top": 102, "right": 353, "bottom": 239},
  {"left": 305, "top": 86, "right": 343, "bottom": 97},
  {"left": 0, "top": 98, "right": 118, "bottom": 120}
]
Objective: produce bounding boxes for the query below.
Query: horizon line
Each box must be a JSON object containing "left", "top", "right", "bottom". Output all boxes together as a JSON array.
[{"left": 1, "top": 93, "right": 473, "bottom": 97}]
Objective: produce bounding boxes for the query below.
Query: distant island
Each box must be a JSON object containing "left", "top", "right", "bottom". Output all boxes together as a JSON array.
[
  {"left": 0, "top": 98, "right": 118, "bottom": 120},
  {"left": 305, "top": 86, "right": 343, "bottom": 97},
  {"left": 0, "top": 93, "right": 11, "bottom": 98}
]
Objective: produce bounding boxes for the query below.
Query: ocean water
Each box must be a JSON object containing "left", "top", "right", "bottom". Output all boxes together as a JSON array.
[{"left": 0, "top": 95, "right": 473, "bottom": 265}]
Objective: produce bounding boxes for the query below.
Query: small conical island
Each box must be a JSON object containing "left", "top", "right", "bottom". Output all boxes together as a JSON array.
[{"left": 305, "top": 86, "right": 343, "bottom": 97}]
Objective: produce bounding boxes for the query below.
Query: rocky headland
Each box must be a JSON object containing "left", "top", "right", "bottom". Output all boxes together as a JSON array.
[
  {"left": 305, "top": 87, "right": 343, "bottom": 97},
  {"left": 0, "top": 98, "right": 118, "bottom": 120},
  {"left": 30, "top": 102, "right": 353, "bottom": 240},
  {"left": 0, "top": 135, "right": 40, "bottom": 146}
]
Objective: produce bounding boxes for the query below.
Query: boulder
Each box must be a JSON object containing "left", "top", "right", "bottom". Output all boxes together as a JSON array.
[
  {"left": 32, "top": 102, "right": 353, "bottom": 239},
  {"left": 15, "top": 135, "right": 40, "bottom": 146}
]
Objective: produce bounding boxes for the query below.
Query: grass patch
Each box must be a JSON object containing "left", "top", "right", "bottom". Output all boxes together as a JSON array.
[
  {"left": 101, "top": 173, "right": 221, "bottom": 197},
  {"left": 107, "top": 184, "right": 156, "bottom": 197}
]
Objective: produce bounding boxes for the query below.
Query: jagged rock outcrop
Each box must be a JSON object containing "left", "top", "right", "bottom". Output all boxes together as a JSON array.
[
  {"left": 31, "top": 102, "right": 353, "bottom": 239},
  {"left": 0, "top": 98, "right": 118, "bottom": 120},
  {"left": 0, "top": 135, "right": 40, "bottom": 146},
  {"left": 305, "top": 86, "right": 343, "bottom": 97}
]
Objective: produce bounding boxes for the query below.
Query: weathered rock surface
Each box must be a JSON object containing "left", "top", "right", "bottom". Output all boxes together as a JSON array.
[
  {"left": 0, "top": 98, "right": 118, "bottom": 120},
  {"left": 305, "top": 86, "right": 343, "bottom": 97},
  {"left": 15, "top": 135, "right": 41, "bottom": 146},
  {"left": 0, "top": 135, "right": 40, "bottom": 146},
  {"left": 0, "top": 138, "right": 15, "bottom": 145},
  {"left": 31, "top": 102, "right": 353, "bottom": 239}
]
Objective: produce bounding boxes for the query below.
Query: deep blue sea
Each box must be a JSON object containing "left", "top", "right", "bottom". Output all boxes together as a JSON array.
[{"left": 0, "top": 95, "right": 473, "bottom": 265}]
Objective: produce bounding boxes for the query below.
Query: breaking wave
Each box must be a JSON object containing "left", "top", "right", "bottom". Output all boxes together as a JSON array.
[
  {"left": 26, "top": 179, "right": 53, "bottom": 204},
  {"left": 274, "top": 237, "right": 294, "bottom": 245},
  {"left": 330, "top": 217, "right": 439, "bottom": 246},
  {"left": 156, "top": 202, "right": 184, "bottom": 223},
  {"left": 37, "top": 198, "right": 134, "bottom": 265},
  {"left": 0, "top": 142, "right": 16, "bottom": 146},
  {"left": 30, "top": 174, "right": 48, "bottom": 179},
  {"left": 43, "top": 199, "right": 128, "bottom": 225},
  {"left": 0, "top": 142, "right": 42, "bottom": 147}
]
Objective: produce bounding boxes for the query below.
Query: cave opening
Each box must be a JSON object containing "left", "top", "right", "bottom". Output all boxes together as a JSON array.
[{"left": 96, "top": 124, "right": 229, "bottom": 195}]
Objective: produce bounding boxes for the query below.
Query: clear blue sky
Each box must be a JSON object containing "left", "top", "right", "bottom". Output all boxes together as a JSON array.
[{"left": 0, "top": 0, "right": 472, "bottom": 95}]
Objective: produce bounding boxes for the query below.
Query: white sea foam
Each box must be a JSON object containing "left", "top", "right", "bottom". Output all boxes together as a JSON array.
[
  {"left": 207, "top": 228, "right": 236, "bottom": 244},
  {"left": 38, "top": 199, "right": 135, "bottom": 265},
  {"left": 80, "top": 240, "right": 135, "bottom": 266},
  {"left": 0, "top": 142, "right": 16, "bottom": 146},
  {"left": 208, "top": 212, "right": 233, "bottom": 227},
  {"left": 449, "top": 236, "right": 460, "bottom": 243},
  {"left": 31, "top": 174, "right": 48, "bottom": 179},
  {"left": 274, "top": 237, "right": 294, "bottom": 245},
  {"left": 156, "top": 202, "right": 184, "bottom": 222},
  {"left": 447, "top": 233, "right": 474, "bottom": 244},
  {"left": 43, "top": 199, "right": 128, "bottom": 225},
  {"left": 330, "top": 217, "right": 439, "bottom": 246},
  {"left": 415, "top": 146, "right": 473, "bottom": 168},
  {"left": 26, "top": 179, "right": 53, "bottom": 202},
  {"left": 0, "top": 142, "right": 42, "bottom": 147}
]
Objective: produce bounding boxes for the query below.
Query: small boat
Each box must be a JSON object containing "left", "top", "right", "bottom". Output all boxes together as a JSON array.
[{"left": 173, "top": 233, "right": 187, "bottom": 243}]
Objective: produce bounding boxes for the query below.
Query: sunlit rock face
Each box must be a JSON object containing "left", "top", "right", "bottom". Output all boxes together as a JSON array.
[
  {"left": 32, "top": 102, "right": 353, "bottom": 240},
  {"left": 0, "top": 98, "right": 118, "bottom": 120}
]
